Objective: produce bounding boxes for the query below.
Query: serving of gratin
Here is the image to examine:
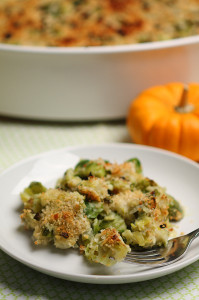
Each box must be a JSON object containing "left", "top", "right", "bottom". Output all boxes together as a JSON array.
[{"left": 20, "top": 157, "right": 183, "bottom": 266}]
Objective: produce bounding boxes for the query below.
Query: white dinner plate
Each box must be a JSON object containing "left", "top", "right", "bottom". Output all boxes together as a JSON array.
[{"left": 0, "top": 143, "right": 198, "bottom": 284}]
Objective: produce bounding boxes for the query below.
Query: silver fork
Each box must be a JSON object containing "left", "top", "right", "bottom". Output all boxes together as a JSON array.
[{"left": 124, "top": 227, "right": 199, "bottom": 266}]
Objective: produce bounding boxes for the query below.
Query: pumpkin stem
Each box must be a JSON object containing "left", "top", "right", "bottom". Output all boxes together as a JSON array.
[
  {"left": 179, "top": 85, "right": 188, "bottom": 108},
  {"left": 175, "top": 85, "right": 194, "bottom": 113}
]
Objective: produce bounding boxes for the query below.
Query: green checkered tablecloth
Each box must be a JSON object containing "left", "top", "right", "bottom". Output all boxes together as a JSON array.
[{"left": 0, "top": 116, "right": 199, "bottom": 300}]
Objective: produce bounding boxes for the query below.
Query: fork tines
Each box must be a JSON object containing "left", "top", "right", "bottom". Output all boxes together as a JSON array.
[{"left": 124, "top": 250, "right": 166, "bottom": 264}]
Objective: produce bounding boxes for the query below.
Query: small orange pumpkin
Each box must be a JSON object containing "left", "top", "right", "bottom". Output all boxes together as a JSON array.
[{"left": 127, "top": 82, "right": 199, "bottom": 161}]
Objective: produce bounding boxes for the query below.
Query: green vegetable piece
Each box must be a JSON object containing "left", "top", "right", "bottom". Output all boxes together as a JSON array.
[
  {"left": 127, "top": 158, "right": 142, "bottom": 173},
  {"left": 85, "top": 202, "right": 103, "bottom": 219},
  {"left": 75, "top": 160, "right": 107, "bottom": 178},
  {"left": 92, "top": 218, "right": 101, "bottom": 234},
  {"left": 75, "top": 159, "right": 90, "bottom": 169},
  {"left": 86, "top": 162, "right": 107, "bottom": 177},
  {"left": 28, "top": 181, "right": 47, "bottom": 194},
  {"left": 42, "top": 227, "right": 53, "bottom": 237},
  {"left": 85, "top": 229, "right": 130, "bottom": 266},
  {"left": 40, "top": 3, "right": 63, "bottom": 17},
  {"left": 104, "top": 160, "right": 110, "bottom": 163},
  {"left": 168, "top": 196, "right": 183, "bottom": 222},
  {"left": 131, "top": 178, "right": 157, "bottom": 193},
  {"left": 73, "top": 0, "right": 85, "bottom": 6},
  {"left": 99, "top": 212, "right": 127, "bottom": 233},
  {"left": 32, "top": 197, "right": 42, "bottom": 213},
  {"left": 20, "top": 181, "right": 46, "bottom": 203}
]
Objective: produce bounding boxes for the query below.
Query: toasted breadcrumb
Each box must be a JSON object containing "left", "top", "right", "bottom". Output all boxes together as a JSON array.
[
  {"left": 21, "top": 189, "right": 91, "bottom": 249},
  {"left": 1, "top": 0, "right": 199, "bottom": 47}
]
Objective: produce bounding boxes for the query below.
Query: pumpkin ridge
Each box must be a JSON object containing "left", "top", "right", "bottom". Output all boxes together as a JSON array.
[
  {"left": 147, "top": 113, "right": 181, "bottom": 153},
  {"left": 147, "top": 115, "right": 168, "bottom": 147},
  {"left": 192, "top": 108, "right": 199, "bottom": 118},
  {"left": 189, "top": 83, "right": 199, "bottom": 105},
  {"left": 144, "top": 87, "right": 174, "bottom": 107},
  {"left": 127, "top": 97, "right": 167, "bottom": 144},
  {"left": 178, "top": 114, "right": 199, "bottom": 161}
]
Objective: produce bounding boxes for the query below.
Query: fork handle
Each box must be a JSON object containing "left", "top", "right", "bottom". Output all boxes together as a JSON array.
[{"left": 188, "top": 228, "right": 199, "bottom": 240}]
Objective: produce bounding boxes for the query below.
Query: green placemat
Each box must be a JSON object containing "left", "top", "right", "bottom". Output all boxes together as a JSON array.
[{"left": 0, "top": 117, "right": 198, "bottom": 300}]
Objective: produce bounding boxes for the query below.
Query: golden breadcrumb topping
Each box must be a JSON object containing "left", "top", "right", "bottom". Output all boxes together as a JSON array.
[
  {"left": 21, "top": 188, "right": 90, "bottom": 249},
  {"left": 1, "top": 0, "right": 199, "bottom": 47}
]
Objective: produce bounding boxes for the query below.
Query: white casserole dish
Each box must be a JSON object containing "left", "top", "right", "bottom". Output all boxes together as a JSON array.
[{"left": 0, "top": 36, "right": 199, "bottom": 121}]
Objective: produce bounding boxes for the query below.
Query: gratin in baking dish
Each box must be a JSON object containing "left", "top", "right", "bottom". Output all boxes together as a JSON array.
[{"left": 1, "top": 0, "right": 199, "bottom": 121}]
